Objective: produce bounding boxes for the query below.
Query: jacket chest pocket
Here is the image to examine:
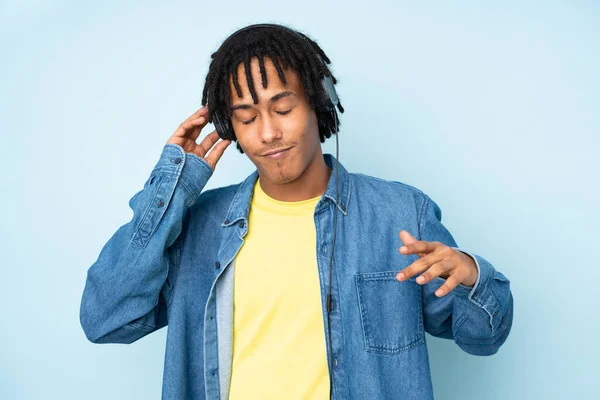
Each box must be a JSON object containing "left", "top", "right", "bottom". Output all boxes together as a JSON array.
[{"left": 355, "top": 271, "right": 425, "bottom": 355}]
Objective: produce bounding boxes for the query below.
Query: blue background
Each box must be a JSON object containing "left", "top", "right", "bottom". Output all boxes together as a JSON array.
[{"left": 1, "top": 1, "right": 598, "bottom": 399}]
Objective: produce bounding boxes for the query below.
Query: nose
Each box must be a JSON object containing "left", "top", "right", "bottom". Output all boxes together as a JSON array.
[{"left": 258, "top": 114, "right": 282, "bottom": 143}]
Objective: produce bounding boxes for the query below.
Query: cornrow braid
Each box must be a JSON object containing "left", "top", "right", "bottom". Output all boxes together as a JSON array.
[{"left": 201, "top": 23, "right": 344, "bottom": 154}]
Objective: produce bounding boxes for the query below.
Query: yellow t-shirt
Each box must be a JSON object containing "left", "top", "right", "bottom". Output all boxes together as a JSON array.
[{"left": 227, "top": 177, "right": 330, "bottom": 399}]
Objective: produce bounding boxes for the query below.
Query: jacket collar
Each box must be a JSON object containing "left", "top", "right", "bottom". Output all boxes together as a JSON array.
[{"left": 221, "top": 153, "right": 350, "bottom": 227}]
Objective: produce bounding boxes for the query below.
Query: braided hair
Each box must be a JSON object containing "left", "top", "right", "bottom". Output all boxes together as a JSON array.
[{"left": 201, "top": 23, "right": 345, "bottom": 154}]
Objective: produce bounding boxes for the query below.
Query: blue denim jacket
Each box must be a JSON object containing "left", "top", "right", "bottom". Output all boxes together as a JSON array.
[{"left": 80, "top": 144, "right": 513, "bottom": 399}]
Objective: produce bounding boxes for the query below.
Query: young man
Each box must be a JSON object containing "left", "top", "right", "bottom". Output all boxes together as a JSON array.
[{"left": 80, "top": 23, "right": 513, "bottom": 400}]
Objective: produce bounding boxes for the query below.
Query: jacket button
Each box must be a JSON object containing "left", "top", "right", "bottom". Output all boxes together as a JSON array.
[
  {"left": 239, "top": 221, "right": 245, "bottom": 228},
  {"left": 215, "top": 261, "right": 220, "bottom": 269},
  {"left": 322, "top": 244, "right": 328, "bottom": 254},
  {"left": 157, "top": 200, "right": 164, "bottom": 207},
  {"left": 173, "top": 157, "right": 182, "bottom": 164},
  {"left": 225, "top": 219, "right": 230, "bottom": 224}
]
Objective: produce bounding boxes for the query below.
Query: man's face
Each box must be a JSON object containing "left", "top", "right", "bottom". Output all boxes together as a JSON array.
[{"left": 228, "top": 56, "right": 321, "bottom": 186}]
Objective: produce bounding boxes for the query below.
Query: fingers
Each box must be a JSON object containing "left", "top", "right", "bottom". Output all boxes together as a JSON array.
[
  {"left": 433, "top": 274, "right": 463, "bottom": 297},
  {"left": 399, "top": 230, "right": 417, "bottom": 244},
  {"left": 172, "top": 107, "right": 210, "bottom": 139},
  {"left": 413, "top": 259, "right": 450, "bottom": 285},
  {"left": 186, "top": 116, "right": 209, "bottom": 142},
  {"left": 396, "top": 251, "right": 445, "bottom": 282},
  {"left": 399, "top": 230, "right": 424, "bottom": 257},
  {"left": 174, "top": 115, "right": 208, "bottom": 140},
  {"left": 399, "top": 238, "right": 438, "bottom": 256},
  {"left": 180, "top": 116, "right": 206, "bottom": 134},
  {"left": 399, "top": 230, "right": 434, "bottom": 255},
  {"left": 396, "top": 238, "right": 471, "bottom": 297},
  {"left": 185, "top": 106, "right": 208, "bottom": 123},
  {"left": 398, "top": 258, "right": 469, "bottom": 297},
  {"left": 203, "top": 134, "right": 232, "bottom": 171},
  {"left": 196, "top": 130, "right": 221, "bottom": 158}
]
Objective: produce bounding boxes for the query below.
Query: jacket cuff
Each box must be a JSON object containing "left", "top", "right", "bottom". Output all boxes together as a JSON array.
[
  {"left": 435, "top": 247, "right": 504, "bottom": 333},
  {"left": 149, "top": 144, "right": 213, "bottom": 202}
]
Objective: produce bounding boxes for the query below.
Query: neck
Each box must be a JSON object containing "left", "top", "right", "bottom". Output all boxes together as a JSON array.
[{"left": 259, "top": 151, "right": 332, "bottom": 202}]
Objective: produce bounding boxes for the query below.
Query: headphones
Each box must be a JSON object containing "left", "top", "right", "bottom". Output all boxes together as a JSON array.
[
  {"left": 210, "top": 23, "right": 340, "bottom": 141},
  {"left": 211, "top": 23, "right": 341, "bottom": 399}
]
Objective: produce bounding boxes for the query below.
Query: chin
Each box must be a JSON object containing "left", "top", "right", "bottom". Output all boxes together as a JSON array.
[
  {"left": 257, "top": 161, "right": 301, "bottom": 185},
  {"left": 254, "top": 154, "right": 295, "bottom": 183},
  {"left": 266, "top": 169, "right": 299, "bottom": 185}
]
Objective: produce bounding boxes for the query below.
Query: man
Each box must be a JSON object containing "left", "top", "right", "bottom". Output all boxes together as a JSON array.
[{"left": 80, "top": 23, "right": 513, "bottom": 399}]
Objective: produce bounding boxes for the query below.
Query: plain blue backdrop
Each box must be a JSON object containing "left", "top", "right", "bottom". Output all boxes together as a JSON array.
[{"left": 1, "top": 1, "right": 598, "bottom": 399}]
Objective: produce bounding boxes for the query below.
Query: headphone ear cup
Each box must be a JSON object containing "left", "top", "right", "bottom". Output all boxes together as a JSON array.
[
  {"left": 316, "top": 76, "right": 340, "bottom": 134},
  {"left": 213, "top": 112, "right": 236, "bottom": 141},
  {"left": 316, "top": 75, "right": 339, "bottom": 113},
  {"left": 321, "top": 75, "right": 339, "bottom": 109}
]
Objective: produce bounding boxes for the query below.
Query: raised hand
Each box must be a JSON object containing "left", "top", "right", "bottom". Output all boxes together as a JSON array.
[
  {"left": 166, "top": 106, "right": 231, "bottom": 171},
  {"left": 396, "top": 230, "right": 478, "bottom": 297}
]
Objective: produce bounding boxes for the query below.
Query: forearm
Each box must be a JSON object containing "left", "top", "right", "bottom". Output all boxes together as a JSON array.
[
  {"left": 79, "top": 144, "right": 212, "bottom": 343},
  {"left": 424, "top": 250, "right": 513, "bottom": 355},
  {"left": 418, "top": 194, "right": 514, "bottom": 355}
]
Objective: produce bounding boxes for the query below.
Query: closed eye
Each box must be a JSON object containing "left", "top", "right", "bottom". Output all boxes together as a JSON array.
[{"left": 241, "top": 108, "right": 294, "bottom": 125}]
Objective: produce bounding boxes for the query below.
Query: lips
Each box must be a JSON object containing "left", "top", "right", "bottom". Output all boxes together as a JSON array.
[
  {"left": 262, "top": 147, "right": 291, "bottom": 156},
  {"left": 262, "top": 147, "right": 292, "bottom": 159}
]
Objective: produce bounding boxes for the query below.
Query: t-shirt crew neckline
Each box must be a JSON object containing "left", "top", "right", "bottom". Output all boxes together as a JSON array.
[{"left": 253, "top": 177, "right": 322, "bottom": 215}]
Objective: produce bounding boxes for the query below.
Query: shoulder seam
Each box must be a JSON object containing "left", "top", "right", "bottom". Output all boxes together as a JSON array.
[
  {"left": 417, "top": 194, "right": 431, "bottom": 240},
  {"left": 351, "top": 172, "right": 426, "bottom": 196}
]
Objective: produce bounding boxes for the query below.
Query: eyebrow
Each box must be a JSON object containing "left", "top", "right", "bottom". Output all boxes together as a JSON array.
[{"left": 229, "top": 91, "right": 297, "bottom": 112}]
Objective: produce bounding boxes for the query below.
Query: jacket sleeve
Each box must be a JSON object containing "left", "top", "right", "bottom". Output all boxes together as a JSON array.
[
  {"left": 79, "top": 144, "right": 213, "bottom": 344},
  {"left": 418, "top": 194, "right": 514, "bottom": 356}
]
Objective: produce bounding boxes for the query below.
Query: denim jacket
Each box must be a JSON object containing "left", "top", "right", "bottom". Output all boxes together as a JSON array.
[{"left": 80, "top": 144, "right": 513, "bottom": 399}]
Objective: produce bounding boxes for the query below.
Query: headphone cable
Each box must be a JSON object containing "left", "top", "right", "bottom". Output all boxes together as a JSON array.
[{"left": 326, "top": 112, "right": 339, "bottom": 399}]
